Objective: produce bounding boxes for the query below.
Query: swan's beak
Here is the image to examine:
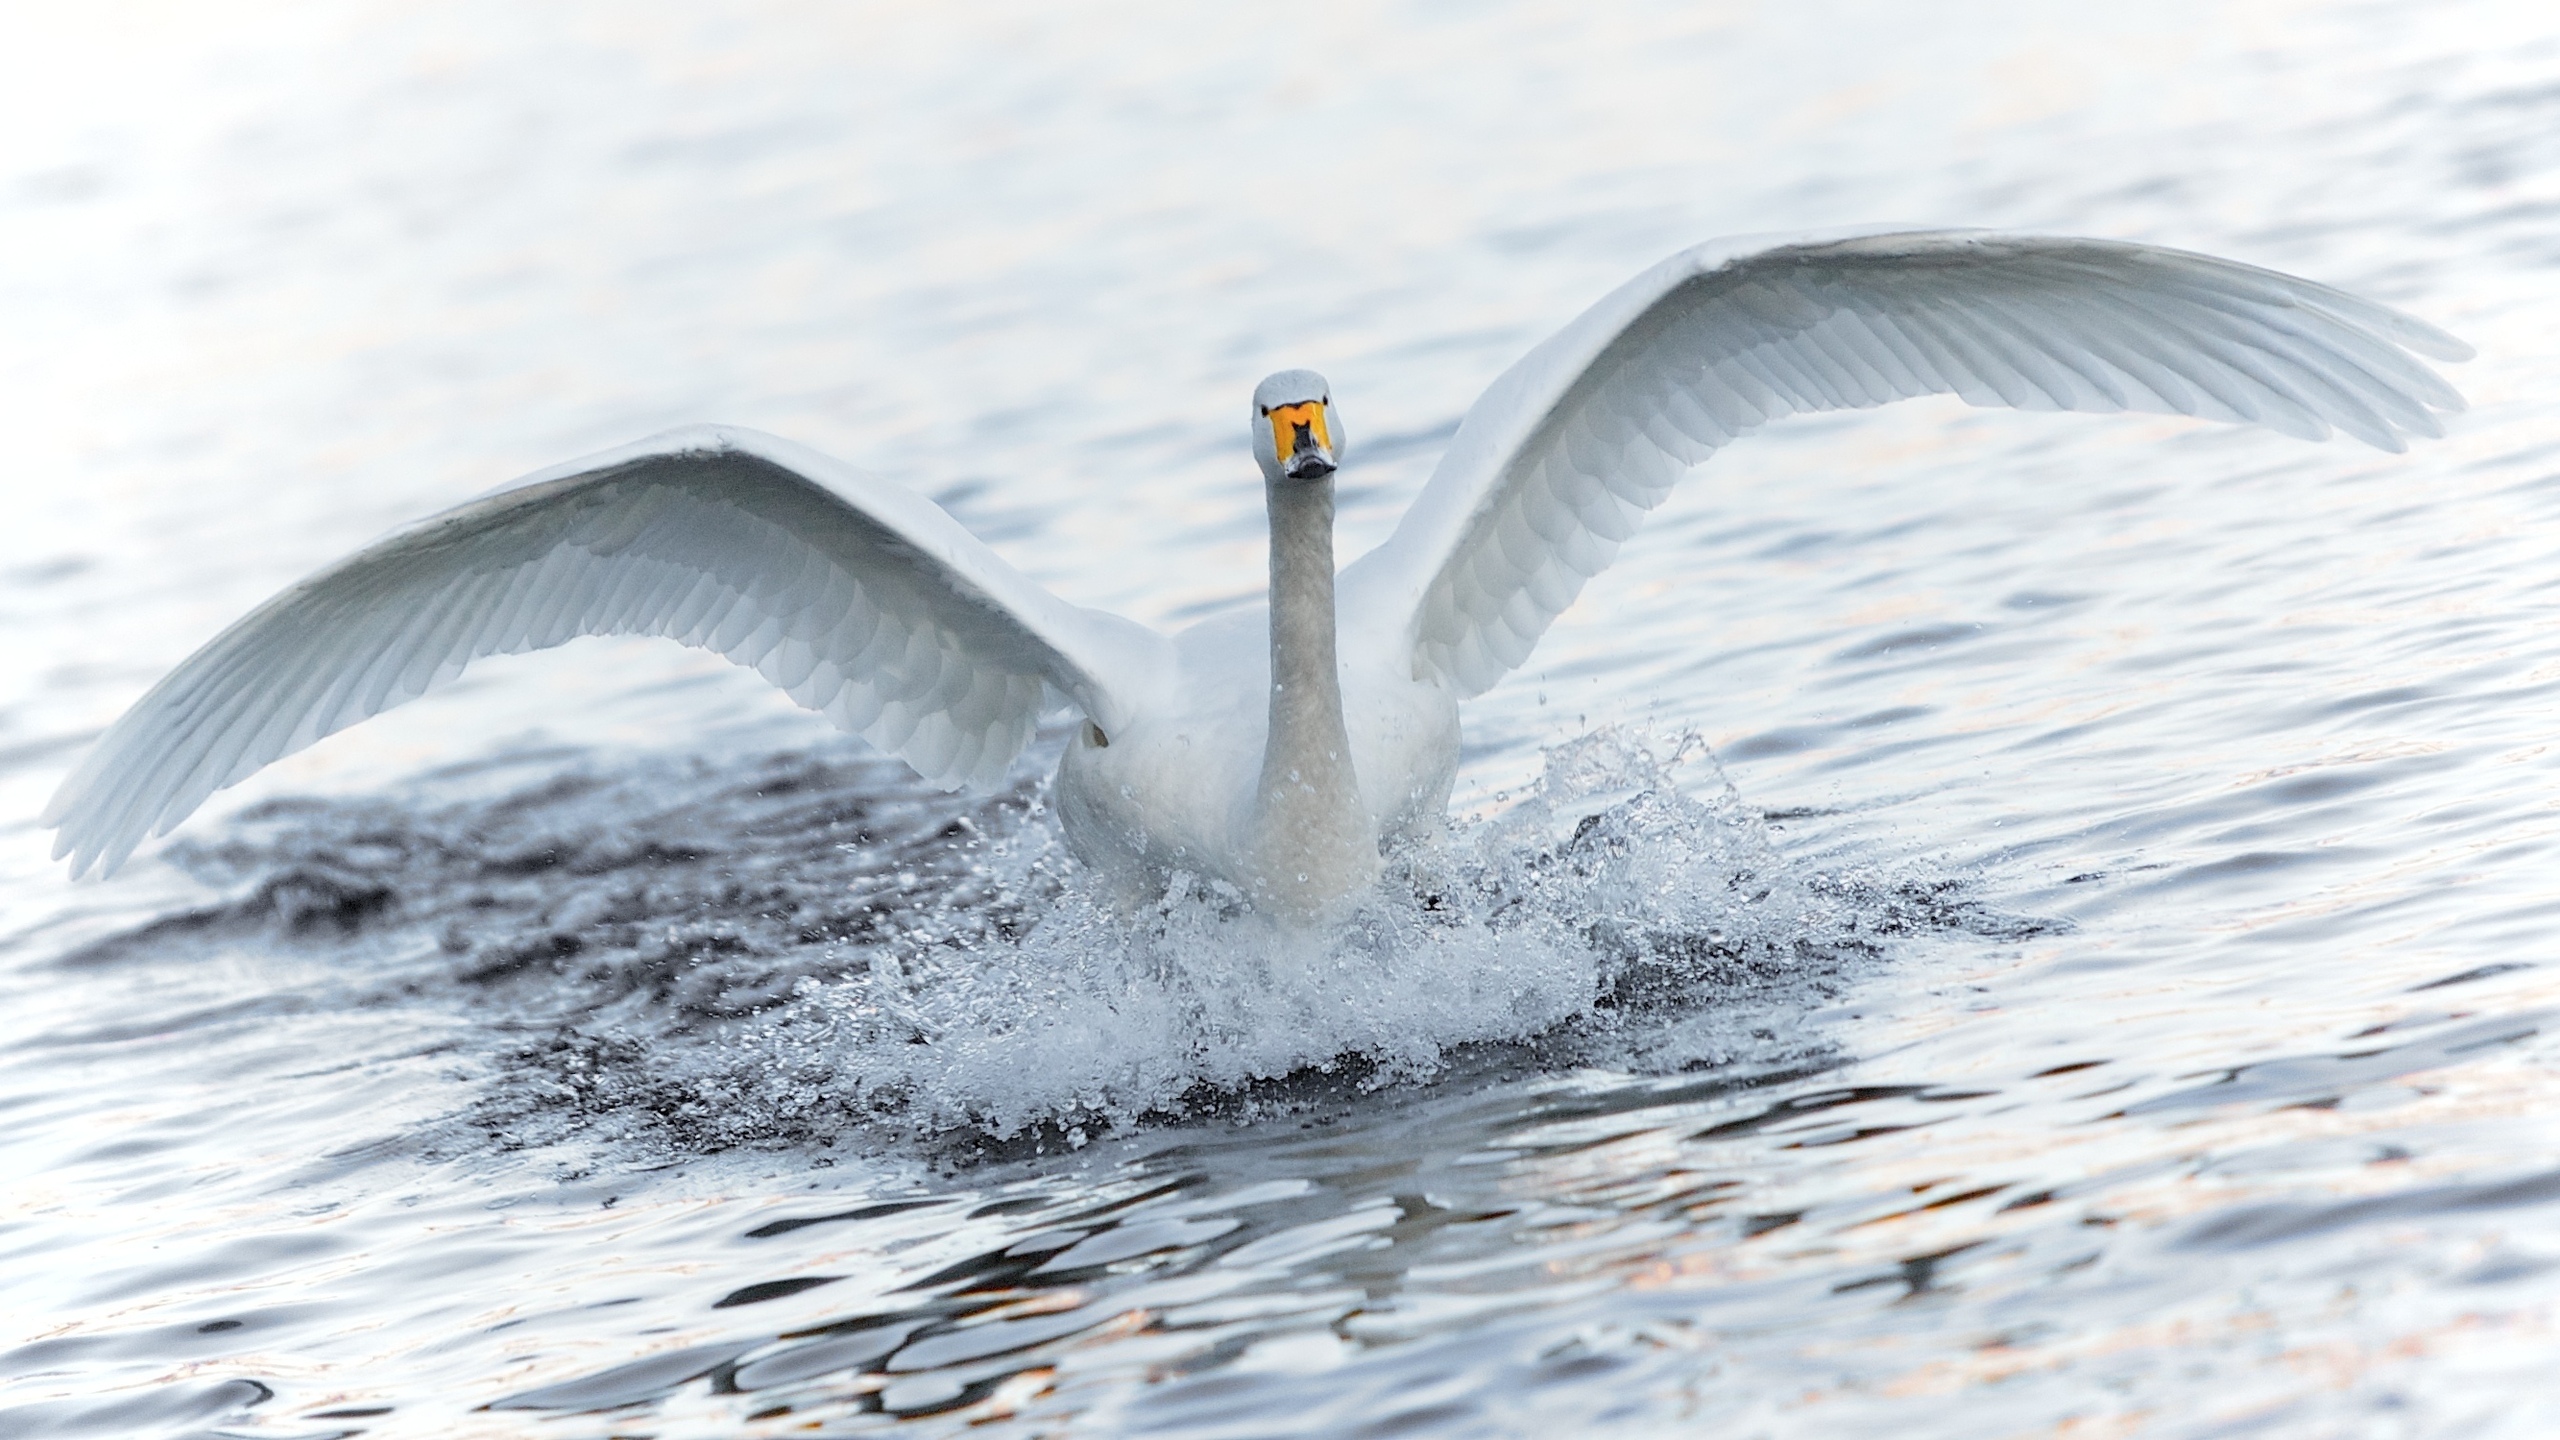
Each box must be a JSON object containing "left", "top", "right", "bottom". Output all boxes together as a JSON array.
[{"left": 1267, "top": 401, "right": 1337, "bottom": 481}]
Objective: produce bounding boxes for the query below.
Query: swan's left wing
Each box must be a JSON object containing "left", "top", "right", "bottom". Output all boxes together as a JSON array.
[
  {"left": 44, "top": 425, "right": 1171, "bottom": 877},
  {"left": 1339, "top": 228, "right": 2471, "bottom": 697}
]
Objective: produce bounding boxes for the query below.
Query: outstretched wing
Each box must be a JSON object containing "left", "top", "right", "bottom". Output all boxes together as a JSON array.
[
  {"left": 45, "top": 425, "right": 1171, "bottom": 877},
  {"left": 1339, "top": 228, "right": 2471, "bottom": 698}
]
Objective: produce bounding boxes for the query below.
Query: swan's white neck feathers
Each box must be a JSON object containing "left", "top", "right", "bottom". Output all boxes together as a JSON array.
[{"left": 1252, "top": 473, "right": 1376, "bottom": 914}]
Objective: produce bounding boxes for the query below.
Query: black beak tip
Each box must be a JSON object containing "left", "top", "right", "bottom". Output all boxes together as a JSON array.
[{"left": 1284, "top": 452, "right": 1337, "bottom": 480}]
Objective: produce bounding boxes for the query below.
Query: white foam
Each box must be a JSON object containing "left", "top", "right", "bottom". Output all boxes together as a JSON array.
[{"left": 731, "top": 728, "right": 1843, "bottom": 1138}]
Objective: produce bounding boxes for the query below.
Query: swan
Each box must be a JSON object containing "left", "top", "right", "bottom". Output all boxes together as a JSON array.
[{"left": 43, "top": 227, "right": 2469, "bottom": 915}]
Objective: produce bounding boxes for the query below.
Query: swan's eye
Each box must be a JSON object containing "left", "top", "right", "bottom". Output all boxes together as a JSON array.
[{"left": 1084, "top": 721, "right": 1110, "bottom": 748}]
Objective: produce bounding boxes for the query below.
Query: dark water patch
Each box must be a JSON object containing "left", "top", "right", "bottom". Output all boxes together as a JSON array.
[
  {"left": 714, "top": 1275, "right": 843, "bottom": 1309},
  {"left": 730, "top": 1320, "right": 925, "bottom": 1390},
  {"left": 897, "top": 1233, "right": 1099, "bottom": 1294},
  {"left": 2252, "top": 768, "right": 2391, "bottom": 805},
  {"left": 1855, "top": 1184, "right": 2012, "bottom": 1225},
  {"left": 1688, "top": 1084, "right": 1993, "bottom": 1143},
  {"left": 2302, "top": 683, "right": 2440, "bottom": 720},
  {"left": 887, "top": 1305, "right": 1113, "bottom": 1370},
  {"left": 966, "top": 1195, "right": 1059, "bottom": 1220},
  {"left": 1488, "top": 1059, "right": 1846, "bottom": 1142},
  {"left": 47, "top": 874, "right": 392, "bottom": 968},
  {"left": 746, "top": 1197, "right": 952, "bottom": 1239},
  {"left": 485, "top": 1340, "right": 744, "bottom": 1411},
  {"left": 2407, "top": 961, "right": 2536, "bottom": 992},
  {"left": 2182, "top": 1166, "right": 2560, "bottom": 1251},
  {"left": 2089, "top": 845, "right": 2369, "bottom": 907},
  {"left": 1721, "top": 725, "right": 1830, "bottom": 760},
  {"left": 2126, "top": 1012, "right": 2545, "bottom": 1116},
  {"left": 2175, "top": 850, "right": 2318, "bottom": 882},
  {"left": 491, "top": 1199, "right": 1294, "bottom": 1423},
  {"left": 924, "top": 1042, "right": 1596, "bottom": 1173},
  {"left": 2460, "top": 1251, "right": 2560, "bottom": 1285},
  {"left": 138, "top": 745, "right": 1059, "bottom": 1000},
  {"left": 1760, "top": 805, "right": 1846, "bottom": 821},
  {"left": 0, "top": 552, "right": 94, "bottom": 585},
  {"left": 1830, "top": 1241, "right": 1986, "bottom": 1300},
  {"left": 537, "top": 1160, "right": 1551, "bottom": 1425},
  {"left": 1830, "top": 621, "right": 1987, "bottom": 663},
  {"left": 0, "top": 1377, "right": 274, "bottom": 1440}
]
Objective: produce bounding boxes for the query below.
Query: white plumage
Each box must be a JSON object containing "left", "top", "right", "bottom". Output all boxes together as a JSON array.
[
  {"left": 44, "top": 430, "right": 1170, "bottom": 878},
  {"left": 1341, "top": 228, "right": 2468, "bottom": 700},
  {"left": 45, "top": 228, "right": 2469, "bottom": 906}
]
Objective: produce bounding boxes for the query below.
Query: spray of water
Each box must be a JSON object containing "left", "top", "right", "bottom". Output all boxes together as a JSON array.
[{"left": 105, "top": 727, "right": 2038, "bottom": 1156}]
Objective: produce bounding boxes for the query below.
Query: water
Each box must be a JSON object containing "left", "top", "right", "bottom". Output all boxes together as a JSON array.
[{"left": 6, "top": 1, "right": 2560, "bottom": 1434}]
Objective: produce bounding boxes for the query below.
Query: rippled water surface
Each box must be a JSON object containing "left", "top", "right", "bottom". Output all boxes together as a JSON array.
[{"left": 10, "top": 2, "right": 2560, "bottom": 1435}]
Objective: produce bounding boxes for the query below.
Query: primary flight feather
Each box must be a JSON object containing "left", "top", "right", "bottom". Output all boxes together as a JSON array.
[{"left": 45, "top": 228, "right": 2469, "bottom": 915}]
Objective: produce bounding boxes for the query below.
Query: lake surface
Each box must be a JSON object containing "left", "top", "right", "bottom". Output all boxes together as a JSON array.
[{"left": 7, "top": 1, "right": 2560, "bottom": 1435}]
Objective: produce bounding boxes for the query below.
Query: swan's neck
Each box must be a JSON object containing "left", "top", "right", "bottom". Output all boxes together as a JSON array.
[{"left": 1253, "top": 475, "right": 1375, "bottom": 913}]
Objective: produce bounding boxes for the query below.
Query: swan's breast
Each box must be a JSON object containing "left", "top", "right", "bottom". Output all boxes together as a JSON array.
[
  {"left": 1052, "top": 608, "right": 1457, "bottom": 892},
  {"left": 1339, "top": 642, "right": 1460, "bottom": 842}
]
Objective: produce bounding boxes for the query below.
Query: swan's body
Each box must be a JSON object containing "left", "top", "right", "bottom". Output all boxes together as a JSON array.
[
  {"left": 1051, "top": 602, "right": 1462, "bottom": 878},
  {"left": 1057, "top": 477, "right": 1462, "bottom": 912},
  {"left": 45, "top": 228, "right": 2470, "bottom": 914}
]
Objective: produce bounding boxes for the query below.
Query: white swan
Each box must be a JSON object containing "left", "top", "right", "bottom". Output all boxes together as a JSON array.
[{"left": 45, "top": 228, "right": 2469, "bottom": 914}]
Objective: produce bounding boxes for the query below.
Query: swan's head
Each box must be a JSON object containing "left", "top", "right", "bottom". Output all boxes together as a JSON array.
[{"left": 1251, "top": 370, "right": 1345, "bottom": 484}]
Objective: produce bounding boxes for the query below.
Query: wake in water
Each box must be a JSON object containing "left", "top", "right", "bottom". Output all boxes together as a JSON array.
[{"left": 76, "top": 728, "right": 2049, "bottom": 1156}]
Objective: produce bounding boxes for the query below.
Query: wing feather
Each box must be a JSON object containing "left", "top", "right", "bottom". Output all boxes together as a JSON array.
[
  {"left": 46, "top": 425, "right": 1170, "bottom": 877},
  {"left": 1342, "top": 229, "right": 2468, "bottom": 697}
]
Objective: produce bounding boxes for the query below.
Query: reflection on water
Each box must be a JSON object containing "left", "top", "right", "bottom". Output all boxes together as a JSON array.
[{"left": 9, "top": 0, "right": 2560, "bottom": 1436}]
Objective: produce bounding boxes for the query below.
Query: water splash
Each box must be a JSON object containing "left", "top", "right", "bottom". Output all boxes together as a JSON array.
[
  {"left": 89, "top": 728, "right": 2036, "bottom": 1156},
  {"left": 511, "top": 728, "right": 1843, "bottom": 1145}
]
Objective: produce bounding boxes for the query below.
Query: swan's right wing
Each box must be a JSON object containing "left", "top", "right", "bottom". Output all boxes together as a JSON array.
[
  {"left": 1341, "top": 228, "right": 2470, "bottom": 698},
  {"left": 45, "top": 425, "right": 1171, "bottom": 877}
]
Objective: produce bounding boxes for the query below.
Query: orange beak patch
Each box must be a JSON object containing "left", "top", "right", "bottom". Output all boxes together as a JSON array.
[{"left": 1265, "top": 401, "right": 1331, "bottom": 462}]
